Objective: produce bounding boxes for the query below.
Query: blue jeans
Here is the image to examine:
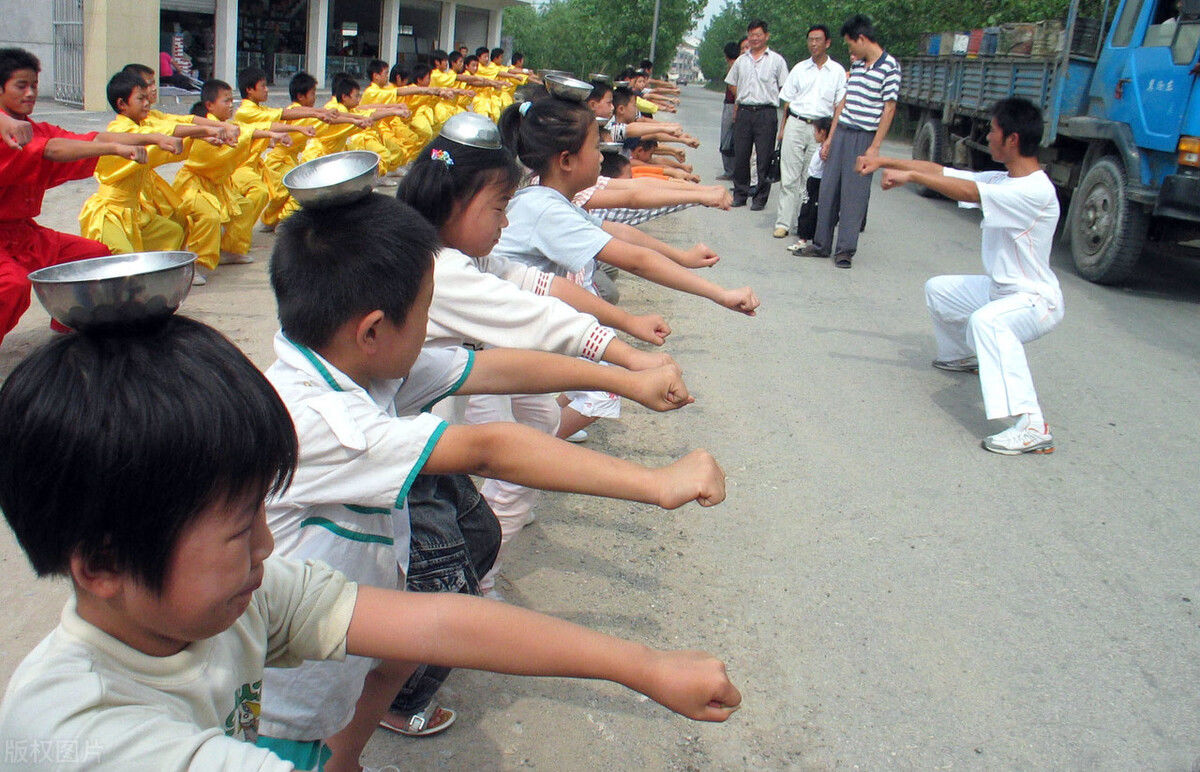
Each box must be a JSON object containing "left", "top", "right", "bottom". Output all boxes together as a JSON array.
[{"left": 390, "top": 473, "right": 500, "bottom": 714}]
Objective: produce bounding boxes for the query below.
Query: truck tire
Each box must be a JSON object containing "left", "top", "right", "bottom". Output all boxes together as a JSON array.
[
  {"left": 1070, "top": 156, "right": 1147, "bottom": 285},
  {"left": 912, "top": 118, "right": 949, "bottom": 198}
]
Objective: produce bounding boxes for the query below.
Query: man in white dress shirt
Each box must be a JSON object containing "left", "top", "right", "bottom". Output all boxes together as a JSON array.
[
  {"left": 772, "top": 25, "right": 846, "bottom": 238},
  {"left": 724, "top": 19, "right": 789, "bottom": 210}
]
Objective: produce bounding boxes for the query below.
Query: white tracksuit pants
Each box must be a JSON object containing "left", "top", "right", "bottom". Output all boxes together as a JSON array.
[
  {"left": 463, "top": 392, "right": 561, "bottom": 590},
  {"left": 925, "top": 275, "right": 1063, "bottom": 420},
  {"left": 773, "top": 118, "right": 819, "bottom": 232}
]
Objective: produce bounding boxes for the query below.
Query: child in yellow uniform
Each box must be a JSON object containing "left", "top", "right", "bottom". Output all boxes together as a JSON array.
[
  {"left": 487, "top": 47, "right": 523, "bottom": 111},
  {"left": 427, "top": 51, "right": 463, "bottom": 124},
  {"left": 78, "top": 72, "right": 188, "bottom": 256},
  {"left": 357, "top": 61, "right": 416, "bottom": 171},
  {"left": 316, "top": 75, "right": 405, "bottom": 179},
  {"left": 233, "top": 67, "right": 327, "bottom": 226},
  {"left": 463, "top": 56, "right": 499, "bottom": 121},
  {"left": 173, "top": 80, "right": 288, "bottom": 270}
]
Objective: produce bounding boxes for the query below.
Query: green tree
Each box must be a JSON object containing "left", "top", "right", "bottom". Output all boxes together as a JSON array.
[{"left": 697, "top": 1, "right": 746, "bottom": 82}]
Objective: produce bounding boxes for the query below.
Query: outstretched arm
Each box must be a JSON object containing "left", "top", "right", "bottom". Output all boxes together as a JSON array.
[
  {"left": 602, "top": 221, "right": 719, "bottom": 268},
  {"left": 546, "top": 275, "right": 672, "bottom": 345},
  {"left": 346, "top": 586, "right": 742, "bottom": 722},
  {"left": 597, "top": 238, "right": 759, "bottom": 316},
  {"left": 861, "top": 155, "right": 980, "bottom": 203},
  {"left": 582, "top": 181, "right": 730, "bottom": 211}
]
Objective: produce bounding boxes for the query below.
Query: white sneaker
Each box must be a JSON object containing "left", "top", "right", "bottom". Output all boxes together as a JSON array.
[
  {"left": 219, "top": 251, "right": 254, "bottom": 265},
  {"left": 565, "top": 429, "right": 588, "bottom": 442},
  {"left": 191, "top": 272, "right": 207, "bottom": 286},
  {"left": 786, "top": 239, "right": 810, "bottom": 254},
  {"left": 983, "top": 418, "right": 1054, "bottom": 455}
]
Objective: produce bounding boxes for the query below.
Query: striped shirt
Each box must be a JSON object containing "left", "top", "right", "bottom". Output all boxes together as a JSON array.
[{"left": 839, "top": 52, "right": 900, "bottom": 131}]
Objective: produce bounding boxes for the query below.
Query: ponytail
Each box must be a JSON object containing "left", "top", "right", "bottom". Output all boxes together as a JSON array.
[
  {"left": 498, "top": 97, "right": 592, "bottom": 175},
  {"left": 396, "top": 137, "right": 521, "bottom": 228}
]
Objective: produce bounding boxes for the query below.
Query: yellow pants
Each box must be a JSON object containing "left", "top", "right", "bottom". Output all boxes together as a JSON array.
[
  {"left": 227, "top": 167, "right": 270, "bottom": 256},
  {"left": 80, "top": 188, "right": 184, "bottom": 255},
  {"left": 261, "top": 153, "right": 302, "bottom": 228},
  {"left": 349, "top": 130, "right": 401, "bottom": 174}
]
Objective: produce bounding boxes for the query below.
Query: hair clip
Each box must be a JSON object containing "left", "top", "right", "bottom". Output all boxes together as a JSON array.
[
  {"left": 430, "top": 148, "right": 454, "bottom": 166},
  {"left": 519, "top": 101, "right": 533, "bottom": 116}
]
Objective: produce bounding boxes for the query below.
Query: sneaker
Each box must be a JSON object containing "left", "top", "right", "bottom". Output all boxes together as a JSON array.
[
  {"left": 219, "top": 251, "right": 254, "bottom": 265},
  {"left": 565, "top": 429, "right": 588, "bottom": 443},
  {"left": 191, "top": 272, "right": 207, "bottom": 286},
  {"left": 932, "top": 356, "right": 979, "bottom": 373},
  {"left": 772, "top": 227, "right": 788, "bottom": 238},
  {"left": 786, "top": 239, "right": 810, "bottom": 254},
  {"left": 982, "top": 419, "right": 1054, "bottom": 455},
  {"left": 378, "top": 704, "right": 457, "bottom": 737},
  {"left": 797, "top": 245, "right": 829, "bottom": 258}
]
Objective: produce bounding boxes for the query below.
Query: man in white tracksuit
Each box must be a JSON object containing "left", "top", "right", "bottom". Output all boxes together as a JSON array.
[{"left": 859, "top": 97, "right": 1063, "bottom": 454}]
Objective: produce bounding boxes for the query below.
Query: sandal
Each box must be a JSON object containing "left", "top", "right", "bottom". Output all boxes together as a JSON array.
[{"left": 378, "top": 703, "right": 457, "bottom": 737}]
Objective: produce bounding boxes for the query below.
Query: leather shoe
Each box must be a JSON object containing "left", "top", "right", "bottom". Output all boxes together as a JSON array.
[
  {"left": 797, "top": 245, "right": 829, "bottom": 258},
  {"left": 731, "top": 197, "right": 747, "bottom": 207},
  {"left": 750, "top": 199, "right": 767, "bottom": 211},
  {"left": 833, "top": 253, "right": 853, "bottom": 268}
]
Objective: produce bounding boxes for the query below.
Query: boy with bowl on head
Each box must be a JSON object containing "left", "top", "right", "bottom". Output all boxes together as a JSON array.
[
  {"left": 255, "top": 193, "right": 730, "bottom": 770},
  {"left": 0, "top": 313, "right": 741, "bottom": 769},
  {"left": 0, "top": 47, "right": 188, "bottom": 344}
]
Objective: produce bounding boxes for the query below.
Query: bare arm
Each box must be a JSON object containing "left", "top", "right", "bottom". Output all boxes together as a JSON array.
[
  {"left": 582, "top": 181, "right": 730, "bottom": 211},
  {"left": 879, "top": 166, "right": 980, "bottom": 203},
  {"left": 42, "top": 138, "right": 146, "bottom": 164},
  {"left": 596, "top": 238, "right": 759, "bottom": 315},
  {"left": 602, "top": 220, "right": 718, "bottom": 268},
  {"left": 460, "top": 348, "right": 691, "bottom": 412},
  {"left": 422, "top": 422, "right": 723, "bottom": 508},
  {"left": 346, "top": 586, "right": 742, "bottom": 721},
  {"left": 546, "top": 275, "right": 673, "bottom": 345},
  {"left": 820, "top": 98, "right": 845, "bottom": 160},
  {"left": 865, "top": 101, "right": 897, "bottom": 157}
]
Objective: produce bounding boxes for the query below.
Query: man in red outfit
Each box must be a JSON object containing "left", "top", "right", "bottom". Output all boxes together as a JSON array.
[{"left": 0, "top": 48, "right": 175, "bottom": 344}]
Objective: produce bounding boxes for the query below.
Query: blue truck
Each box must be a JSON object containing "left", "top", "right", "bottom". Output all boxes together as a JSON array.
[{"left": 898, "top": 0, "right": 1200, "bottom": 284}]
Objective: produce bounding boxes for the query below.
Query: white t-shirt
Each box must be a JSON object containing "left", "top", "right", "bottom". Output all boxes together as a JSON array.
[
  {"left": 944, "top": 167, "right": 1063, "bottom": 308},
  {"left": 0, "top": 558, "right": 356, "bottom": 770},
  {"left": 260, "top": 332, "right": 473, "bottom": 741},
  {"left": 491, "top": 185, "right": 613, "bottom": 290}
]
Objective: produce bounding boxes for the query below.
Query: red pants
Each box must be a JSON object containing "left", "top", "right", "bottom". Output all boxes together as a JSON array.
[{"left": 0, "top": 220, "right": 110, "bottom": 344}]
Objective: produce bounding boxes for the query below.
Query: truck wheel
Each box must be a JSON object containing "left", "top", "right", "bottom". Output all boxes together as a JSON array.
[
  {"left": 911, "top": 118, "right": 949, "bottom": 198},
  {"left": 1070, "top": 156, "right": 1147, "bottom": 285}
]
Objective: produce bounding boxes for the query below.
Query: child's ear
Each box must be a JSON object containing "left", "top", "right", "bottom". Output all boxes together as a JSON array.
[
  {"left": 355, "top": 310, "right": 387, "bottom": 350},
  {"left": 69, "top": 551, "right": 125, "bottom": 599}
]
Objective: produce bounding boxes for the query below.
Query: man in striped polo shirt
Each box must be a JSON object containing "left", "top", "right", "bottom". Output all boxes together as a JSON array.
[{"left": 798, "top": 15, "right": 900, "bottom": 268}]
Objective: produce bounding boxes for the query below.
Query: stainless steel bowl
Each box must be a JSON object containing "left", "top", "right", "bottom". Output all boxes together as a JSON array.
[
  {"left": 440, "top": 111, "right": 502, "bottom": 149},
  {"left": 29, "top": 251, "right": 196, "bottom": 330},
  {"left": 538, "top": 69, "right": 573, "bottom": 79},
  {"left": 614, "top": 80, "right": 631, "bottom": 88},
  {"left": 595, "top": 115, "right": 610, "bottom": 125},
  {"left": 544, "top": 74, "right": 594, "bottom": 102},
  {"left": 589, "top": 73, "right": 613, "bottom": 83},
  {"left": 283, "top": 150, "right": 379, "bottom": 208},
  {"left": 599, "top": 142, "right": 624, "bottom": 153}
]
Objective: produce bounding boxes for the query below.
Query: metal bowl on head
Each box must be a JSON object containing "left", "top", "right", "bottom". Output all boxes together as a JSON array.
[
  {"left": 595, "top": 115, "right": 610, "bottom": 126},
  {"left": 440, "top": 111, "right": 502, "bottom": 149},
  {"left": 29, "top": 251, "right": 196, "bottom": 331},
  {"left": 544, "top": 74, "right": 594, "bottom": 103},
  {"left": 589, "top": 73, "right": 613, "bottom": 84},
  {"left": 538, "top": 69, "right": 573, "bottom": 79},
  {"left": 614, "top": 80, "right": 631, "bottom": 89},
  {"left": 283, "top": 150, "right": 379, "bottom": 209},
  {"left": 599, "top": 141, "right": 624, "bottom": 153}
]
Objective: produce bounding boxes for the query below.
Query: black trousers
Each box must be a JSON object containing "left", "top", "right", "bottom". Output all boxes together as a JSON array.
[
  {"left": 794, "top": 175, "right": 822, "bottom": 240},
  {"left": 732, "top": 105, "right": 777, "bottom": 203}
]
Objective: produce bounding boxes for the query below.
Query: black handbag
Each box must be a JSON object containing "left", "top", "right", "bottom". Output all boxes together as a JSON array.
[{"left": 764, "top": 144, "right": 782, "bottom": 184}]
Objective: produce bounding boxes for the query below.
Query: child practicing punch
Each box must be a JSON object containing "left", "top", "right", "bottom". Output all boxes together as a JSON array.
[
  {"left": 0, "top": 315, "right": 742, "bottom": 769},
  {"left": 255, "top": 192, "right": 729, "bottom": 771}
]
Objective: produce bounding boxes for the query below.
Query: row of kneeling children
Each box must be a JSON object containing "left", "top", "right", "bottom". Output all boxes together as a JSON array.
[{"left": 0, "top": 45, "right": 759, "bottom": 770}]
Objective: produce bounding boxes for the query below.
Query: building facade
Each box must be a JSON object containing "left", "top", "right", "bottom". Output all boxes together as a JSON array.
[{"left": 5, "top": 0, "right": 526, "bottom": 111}]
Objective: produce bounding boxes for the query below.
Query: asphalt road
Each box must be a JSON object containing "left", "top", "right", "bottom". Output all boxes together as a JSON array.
[{"left": 2, "top": 86, "right": 1198, "bottom": 769}]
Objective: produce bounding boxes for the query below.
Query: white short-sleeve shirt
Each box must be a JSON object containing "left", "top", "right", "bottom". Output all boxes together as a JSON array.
[
  {"left": 260, "top": 332, "right": 473, "bottom": 741},
  {"left": 491, "top": 185, "right": 613, "bottom": 289},
  {"left": 944, "top": 167, "right": 1063, "bottom": 307},
  {"left": 779, "top": 57, "right": 846, "bottom": 119},
  {"left": 0, "top": 558, "right": 356, "bottom": 769}
]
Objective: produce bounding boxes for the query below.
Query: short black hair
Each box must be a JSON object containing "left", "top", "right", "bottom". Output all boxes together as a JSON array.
[
  {"left": 0, "top": 47, "right": 40, "bottom": 87},
  {"left": 121, "top": 62, "right": 155, "bottom": 82},
  {"left": 201, "top": 79, "right": 232, "bottom": 108},
  {"left": 431, "top": 50, "right": 448, "bottom": 65},
  {"left": 290, "top": 71, "right": 318, "bottom": 101},
  {"left": 588, "top": 80, "right": 613, "bottom": 102},
  {"left": 397, "top": 132, "right": 521, "bottom": 228},
  {"left": 639, "top": 59, "right": 654, "bottom": 70},
  {"left": 600, "top": 150, "right": 630, "bottom": 177},
  {"left": 807, "top": 24, "right": 832, "bottom": 41},
  {"left": 490, "top": 47, "right": 504, "bottom": 60},
  {"left": 237, "top": 66, "right": 267, "bottom": 97},
  {"left": 476, "top": 46, "right": 489, "bottom": 56},
  {"left": 411, "top": 63, "right": 431, "bottom": 82},
  {"left": 723, "top": 41, "right": 740, "bottom": 60},
  {"left": 499, "top": 94, "right": 593, "bottom": 174},
  {"left": 464, "top": 55, "right": 479, "bottom": 67},
  {"left": 992, "top": 97, "right": 1043, "bottom": 156},
  {"left": 840, "top": 14, "right": 877, "bottom": 42},
  {"left": 447, "top": 51, "right": 463, "bottom": 66},
  {"left": 0, "top": 317, "right": 297, "bottom": 593},
  {"left": 747, "top": 19, "right": 768, "bottom": 34},
  {"left": 611, "top": 85, "right": 635, "bottom": 109},
  {"left": 512, "top": 52, "right": 525, "bottom": 65},
  {"left": 271, "top": 193, "right": 439, "bottom": 348},
  {"left": 389, "top": 64, "right": 409, "bottom": 84},
  {"left": 813, "top": 115, "right": 833, "bottom": 133},
  {"left": 332, "top": 73, "right": 360, "bottom": 100},
  {"left": 365, "top": 59, "right": 388, "bottom": 77},
  {"left": 106, "top": 70, "right": 145, "bottom": 112}
]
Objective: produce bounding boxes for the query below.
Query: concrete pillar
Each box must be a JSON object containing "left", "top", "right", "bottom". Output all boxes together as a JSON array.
[
  {"left": 380, "top": 0, "right": 400, "bottom": 65},
  {"left": 213, "top": 0, "right": 238, "bottom": 83},
  {"left": 81, "top": 0, "right": 157, "bottom": 111},
  {"left": 439, "top": 1, "right": 457, "bottom": 51},
  {"left": 306, "top": 0, "right": 328, "bottom": 84},
  {"left": 488, "top": 7, "right": 502, "bottom": 49}
]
